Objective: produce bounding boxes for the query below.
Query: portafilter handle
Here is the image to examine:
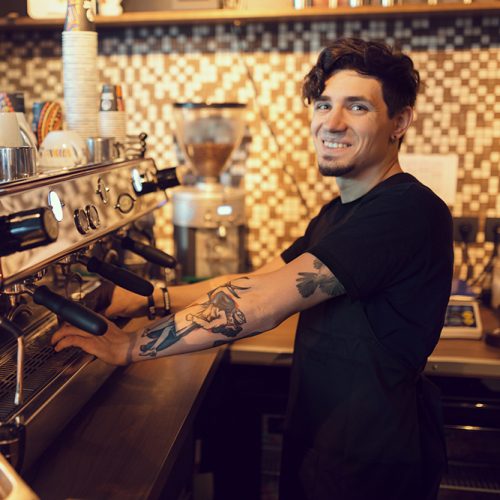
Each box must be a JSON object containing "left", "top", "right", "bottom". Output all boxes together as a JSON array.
[
  {"left": 120, "top": 236, "right": 177, "bottom": 269},
  {"left": 80, "top": 256, "right": 154, "bottom": 297},
  {"left": 28, "top": 285, "right": 108, "bottom": 336},
  {"left": 0, "top": 207, "right": 58, "bottom": 257},
  {"left": 133, "top": 167, "right": 180, "bottom": 196}
]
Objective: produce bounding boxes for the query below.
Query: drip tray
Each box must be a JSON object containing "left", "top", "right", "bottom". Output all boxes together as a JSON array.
[
  {"left": 0, "top": 313, "right": 116, "bottom": 471},
  {"left": 0, "top": 332, "right": 81, "bottom": 421}
]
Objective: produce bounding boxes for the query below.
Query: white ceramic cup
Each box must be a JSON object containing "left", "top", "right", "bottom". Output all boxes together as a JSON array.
[
  {"left": 0, "top": 112, "right": 23, "bottom": 147},
  {"left": 39, "top": 130, "right": 88, "bottom": 170}
]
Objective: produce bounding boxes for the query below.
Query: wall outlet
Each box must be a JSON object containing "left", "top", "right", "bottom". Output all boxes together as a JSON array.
[
  {"left": 485, "top": 217, "right": 500, "bottom": 243},
  {"left": 453, "top": 216, "right": 478, "bottom": 243}
]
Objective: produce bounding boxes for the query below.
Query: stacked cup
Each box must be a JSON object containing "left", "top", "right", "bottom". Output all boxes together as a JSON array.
[
  {"left": 0, "top": 92, "right": 39, "bottom": 151},
  {"left": 98, "top": 84, "right": 127, "bottom": 147},
  {"left": 32, "top": 101, "right": 63, "bottom": 146},
  {"left": 62, "top": 0, "right": 99, "bottom": 140}
]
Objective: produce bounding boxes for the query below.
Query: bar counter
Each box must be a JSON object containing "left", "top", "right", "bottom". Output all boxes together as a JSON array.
[
  {"left": 26, "top": 347, "right": 225, "bottom": 500},
  {"left": 25, "top": 308, "right": 499, "bottom": 499},
  {"left": 231, "top": 309, "right": 500, "bottom": 378}
]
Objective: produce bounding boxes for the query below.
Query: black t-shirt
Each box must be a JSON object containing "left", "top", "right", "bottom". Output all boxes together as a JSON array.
[{"left": 282, "top": 173, "right": 454, "bottom": 368}]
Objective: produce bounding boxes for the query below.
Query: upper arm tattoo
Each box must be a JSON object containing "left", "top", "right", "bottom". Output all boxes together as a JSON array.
[
  {"left": 138, "top": 278, "right": 252, "bottom": 357},
  {"left": 296, "top": 258, "right": 345, "bottom": 298}
]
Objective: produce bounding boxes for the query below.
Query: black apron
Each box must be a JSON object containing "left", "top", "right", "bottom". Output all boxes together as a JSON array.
[{"left": 279, "top": 296, "right": 447, "bottom": 500}]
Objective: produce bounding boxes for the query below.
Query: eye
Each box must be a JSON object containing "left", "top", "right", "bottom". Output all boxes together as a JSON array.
[
  {"left": 351, "top": 103, "right": 368, "bottom": 112},
  {"left": 314, "top": 101, "right": 331, "bottom": 111}
]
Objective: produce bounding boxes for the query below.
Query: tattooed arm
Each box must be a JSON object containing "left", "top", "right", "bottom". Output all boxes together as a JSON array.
[
  {"left": 103, "top": 255, "right": 285, "bottom": 318},
  {"left": 52, "top": 253, "right": 345, "bottom": 365}
]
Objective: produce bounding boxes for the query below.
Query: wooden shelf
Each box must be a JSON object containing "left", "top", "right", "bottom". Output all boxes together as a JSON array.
[{"left": 0, "top": 3, "right": 498, "bottom": 30}]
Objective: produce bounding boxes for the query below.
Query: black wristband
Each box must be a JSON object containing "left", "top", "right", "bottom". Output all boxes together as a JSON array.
[{"left": 147, "top": 294, "right": 156, "bottom": 320}]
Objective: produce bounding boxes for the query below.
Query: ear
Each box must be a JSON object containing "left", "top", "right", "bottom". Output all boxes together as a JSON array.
[{"left": 391, "top": 106, "right": 413, "bottom": 141}]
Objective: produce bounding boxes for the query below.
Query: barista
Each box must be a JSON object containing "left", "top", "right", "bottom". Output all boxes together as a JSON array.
[{"left": 53, "top": 38, "right": 453, "bottom": 500}]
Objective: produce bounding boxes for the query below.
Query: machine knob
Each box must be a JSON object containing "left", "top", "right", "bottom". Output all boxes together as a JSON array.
[
  {"left": 74, "top": 208, "right": 90, "bottom": 234},
  {"left": 0, "top": 207, "right": 59, "bottom": 257},
  {"left": 85, "top": 204, "right": 101, "bottom": 229},
  {"left": 115, "top": 193, "right": 135, "bottom": 214},
  {"left": 96, "top": 177, "right": 110, "bottom": 204}
]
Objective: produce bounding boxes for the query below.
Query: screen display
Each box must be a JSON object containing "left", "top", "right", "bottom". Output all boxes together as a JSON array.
[
  {"left": 217, "top": 205, "right": 232, "bottom": 216},
  {"left": 444, "top": 304, "right": 477, "bottom": 328}
]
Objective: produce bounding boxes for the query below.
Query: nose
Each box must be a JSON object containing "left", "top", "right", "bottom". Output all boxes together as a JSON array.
[{"left": 324, "top": 105, "right": 347, "bottom": 133}]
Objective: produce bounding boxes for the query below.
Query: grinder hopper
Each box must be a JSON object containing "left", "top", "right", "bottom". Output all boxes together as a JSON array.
[{"left": 173, "top": 102, "right": 246, "bottom": 183}]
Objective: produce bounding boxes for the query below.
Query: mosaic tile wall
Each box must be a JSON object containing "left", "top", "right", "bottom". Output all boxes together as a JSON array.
[{"left": 0, "top": 14, "right": 499, "bottom": 282}]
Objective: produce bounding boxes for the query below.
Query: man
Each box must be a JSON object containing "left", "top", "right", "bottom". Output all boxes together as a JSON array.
[{"left": 53, "top": 38, "right": 453, "bottom": 500}]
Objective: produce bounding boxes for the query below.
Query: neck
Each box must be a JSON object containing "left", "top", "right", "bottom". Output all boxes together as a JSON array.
[{"left": 337, "top": 159, "right": 403, "bottom": 203}]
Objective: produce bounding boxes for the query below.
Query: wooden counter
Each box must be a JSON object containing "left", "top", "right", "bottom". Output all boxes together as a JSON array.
[
  {"left": 230, "top": 309, "right": 500, "bottom": 378},
  {"left": 23, "top": 307, "right": 499, "bottom": 499},
  {"left": 26, "top": 347, "right": 225, "bottom": 500}
]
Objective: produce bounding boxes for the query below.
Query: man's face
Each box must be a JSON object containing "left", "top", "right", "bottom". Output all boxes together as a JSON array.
[{"left": 310, "top": 69, "right": 398, "bottom": 178}]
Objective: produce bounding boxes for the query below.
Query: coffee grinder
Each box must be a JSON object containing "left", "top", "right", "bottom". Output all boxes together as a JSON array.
[{"left": 172, "top": 102, "right": 247, "bottom": 280}]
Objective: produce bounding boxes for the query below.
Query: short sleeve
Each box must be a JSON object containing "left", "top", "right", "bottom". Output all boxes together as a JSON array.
[
  {"left": 281, "top": 203, "right": 332, "bottom": 264},
  {"left": 309, "top": 191, "right": 428, "bottom": 300}
]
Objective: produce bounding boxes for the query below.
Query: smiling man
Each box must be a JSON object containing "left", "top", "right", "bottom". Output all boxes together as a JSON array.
[{"left": 53, "top": 39, "right": 453, "bottom": 500}]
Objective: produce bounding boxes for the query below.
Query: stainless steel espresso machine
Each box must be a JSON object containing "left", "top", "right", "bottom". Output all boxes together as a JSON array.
[
  {"left": 0, "top": 157, "right": 179, "bottom": 477},
  {"left": 172, "top": 102, "right": 247, "bottom": 280}
]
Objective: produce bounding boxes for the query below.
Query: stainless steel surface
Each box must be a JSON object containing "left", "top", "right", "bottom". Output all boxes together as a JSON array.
[
  {"left": 172, "top": 184, "right": 246, "bottom": 278},
  {"left": 0, "top": 147, "right": 36, "bottom": 183},
  {"left": 0, "top": 452, "right": 39, "bottom": 499},
  {"left": 86, "top": 137, "right": 117, "bottom": 163},
  {"left": 172, "top": 184, "right": 245, "bottom": 228},
  {"left": 0, "top": 300, "right": 116, "bottom": 470},
  {"left": 0, "top": 156, "right": 171, "bottom": 475},
  {"left": 0, "top": 158, "right": 164, "bottom": 287}
]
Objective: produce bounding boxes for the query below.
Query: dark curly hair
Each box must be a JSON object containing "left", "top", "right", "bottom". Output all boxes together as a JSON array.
[{"left": 302, "top": 38, "right": 420, "bottom": 118}]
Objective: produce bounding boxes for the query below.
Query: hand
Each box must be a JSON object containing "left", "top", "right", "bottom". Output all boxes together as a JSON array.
[
  {"left": 51, "top": 316, "right": 137, "bottom": 366},
  {"left": 103, "top": 285, "right": 150, "bottom": 318}
]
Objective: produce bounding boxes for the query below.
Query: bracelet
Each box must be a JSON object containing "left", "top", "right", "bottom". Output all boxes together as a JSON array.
[
  {"left": 147, "top": 294, "right": 156, "bottom": 320},
  {"left": 161, "top": 286, "right": 171, "bottom": 315}
]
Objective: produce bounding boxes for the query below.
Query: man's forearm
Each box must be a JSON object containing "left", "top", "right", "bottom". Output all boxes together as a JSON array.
[
  {"left": 160, "top": 273, "right": 245, "bottom": 313},
  {"left": 135, "top": 276, "right": 273, "bottom": 360}
]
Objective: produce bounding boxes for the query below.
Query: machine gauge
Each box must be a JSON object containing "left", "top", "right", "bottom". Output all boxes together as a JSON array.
[
  {"left": 115, "top": 193, "right": 135, "bottom": 214},
  {"left": 96, "top": 177, "right": 110, "bottom": 204},
  {"left": 85, "top": 204, "right": 101, "bottom": 229},
  {"left": 48, "top": 191, "right": 64, "bottom": 222},
  {"left": 74, "top": 208, "right": 90, "bottom": 234}
]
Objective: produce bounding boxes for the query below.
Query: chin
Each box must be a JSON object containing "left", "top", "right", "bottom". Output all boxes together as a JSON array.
[{"left": 318, "top": 163, "right": 355, "bottom": 177}]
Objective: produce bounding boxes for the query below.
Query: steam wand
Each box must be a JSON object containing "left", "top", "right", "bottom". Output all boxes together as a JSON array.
[{"left": 0, "top": 318, "right": 24, "bottom": 406}]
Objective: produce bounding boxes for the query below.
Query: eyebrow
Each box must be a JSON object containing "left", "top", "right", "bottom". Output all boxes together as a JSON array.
[{"left": 315, "top": 95, "right": 373, "bottom": 104}]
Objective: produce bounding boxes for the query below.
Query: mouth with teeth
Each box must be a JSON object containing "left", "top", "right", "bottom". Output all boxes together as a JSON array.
[
  {"left": 321, "top": 139, "right": 352, "bottom": 156},
  {"left": 322, "top": 140, "right": 351, "bottom": 149}
]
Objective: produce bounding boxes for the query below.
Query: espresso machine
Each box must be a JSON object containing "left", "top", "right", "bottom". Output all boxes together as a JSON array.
[
  {"left": 0, "top": 156, "right": 179, "bottom": 475},
  {"left": 172, "top": 102, "right": 247, "bottom": 280}
]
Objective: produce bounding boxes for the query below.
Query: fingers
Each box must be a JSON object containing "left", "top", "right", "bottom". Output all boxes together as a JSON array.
[
  {"left": 53, "top": 333, "right": 97, "bottom": 356},
  {"left": 51, "top": 322, "right": 95, "bottom": 346}
]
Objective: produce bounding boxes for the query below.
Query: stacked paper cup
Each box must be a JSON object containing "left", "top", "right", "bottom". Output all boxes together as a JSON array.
[
  {"left": 62, "top": 0, "right": 99, "bottom": 140},
  {"left": 98, "top": 84, "right": 127, "bottom": 146}
]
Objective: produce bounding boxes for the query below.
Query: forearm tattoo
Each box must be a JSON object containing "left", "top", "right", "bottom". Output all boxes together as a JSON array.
[
  {"left": 296, "top": 258, "right": 345, "bottom": 298},
  {"left": 138, "top": 278, "right": 251, "bottom": 358}
]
